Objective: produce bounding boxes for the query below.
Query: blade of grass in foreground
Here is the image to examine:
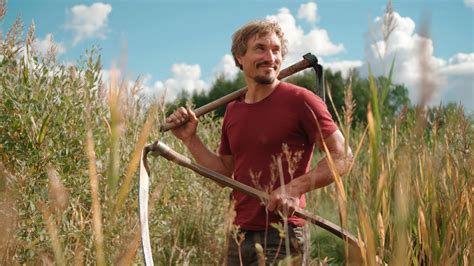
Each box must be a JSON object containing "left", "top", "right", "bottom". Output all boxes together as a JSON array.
[
  {"left": 115, "top": 225, "right": 141, "bottom": 265},
  {"left": 358, "top": 206, "right": 376, "bottom": 266},
  {"left": 113, "top": 105, "right": 158, "bottom": 216},
  {"left": 107, "top": 67, "right": 122, "bottom": 195},
  {"left": 367, "top": 65, "right": 381, "bottom": 179},
  {"left": 86, "top": 114, "right": 106, "bottom": 266},
  {"left": 39, "top": 201, "right": 66, "bottom": 266}
]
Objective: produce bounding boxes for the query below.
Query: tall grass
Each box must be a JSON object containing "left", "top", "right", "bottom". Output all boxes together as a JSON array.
[
  {"left": 0, "top": 15, "right": 230, "bottom": 264},
  {"left": 306, "top": 2, "right": 472, "bottom": 264},
  {"left": 1, "top": 6, "right": 472, "bottom": 266}
]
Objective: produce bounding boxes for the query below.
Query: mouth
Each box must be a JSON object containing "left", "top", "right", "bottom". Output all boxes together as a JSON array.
[{"left": 256, "top": 62, "right": 277, "bottom": 70}]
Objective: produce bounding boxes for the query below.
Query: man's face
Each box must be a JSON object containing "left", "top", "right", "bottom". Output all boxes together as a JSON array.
[{"left": 236, "top": 32, "right": 282, "bottom": 85}]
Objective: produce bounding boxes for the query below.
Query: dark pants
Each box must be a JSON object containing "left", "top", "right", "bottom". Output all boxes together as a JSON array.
[{"left": 225, "top": 224, "right": 305, "bottom": 266}]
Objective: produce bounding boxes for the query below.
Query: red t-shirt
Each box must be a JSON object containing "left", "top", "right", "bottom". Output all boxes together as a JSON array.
[{"left": 219, "top": 82, "right": 338, "bottom": 230}]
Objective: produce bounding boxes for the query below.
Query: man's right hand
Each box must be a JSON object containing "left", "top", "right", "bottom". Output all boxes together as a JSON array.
[{"left": 165, "top": 107, "right": 199, "bottom": 143}]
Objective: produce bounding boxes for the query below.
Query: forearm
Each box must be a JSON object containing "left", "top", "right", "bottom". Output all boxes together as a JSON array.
[
  {"left": 288, "top": 152, "right": 353, "bottom": 196},
  {"left": 183, "top": 134, "right": 232, "bottom": 177}
]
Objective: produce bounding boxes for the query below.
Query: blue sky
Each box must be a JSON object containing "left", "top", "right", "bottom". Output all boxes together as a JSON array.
[{"left": 4, "top": 0, "right": 474, "bottom": 111}]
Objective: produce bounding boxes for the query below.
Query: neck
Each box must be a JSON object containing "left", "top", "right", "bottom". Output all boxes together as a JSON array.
[{"left": 244, "top": 79, "right": 280, "bottom": 104}]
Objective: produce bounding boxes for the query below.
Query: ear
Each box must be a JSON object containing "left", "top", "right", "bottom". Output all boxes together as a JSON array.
[{"left": 236, "top": 54, "right": 243, "bottom": 66}]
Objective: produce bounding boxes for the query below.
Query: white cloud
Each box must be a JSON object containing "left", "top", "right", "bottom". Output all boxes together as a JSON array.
[
  {"left": 325, "top": 60, "right": 364, "bottom": 79},
  {"left": 438, "top": 53, "right": 474, "bottom": 111},
  {"left": 213, "top": 54, "right": 239, "bottom": 81},
  {"left": 65, "top": 2, "right": 112, "bottom": 45},
  {"left": 34, "top": 34, "right": 66, "bottom": 56},
  {"left": 145, "top": 63, "right": 209, "bottom": 102},
  {"left": 441, "top": 53, "right": 474, "bottom": 75},
  {"left": 364, "top": 11, "right": 474, "bottom": 111},
  {"left": 138, "top": 5, "right": 472, "bottom": 112},
  {"left": 297, "top": 2, "right": 318, "bottom": 24},
  {"left": 266, "top": 8, "right": 345, "bottom": 68},
  {"left": 464, "top": 0, "right": 474, "bottom": 9},
  {"left": 137, "top": 5, "right": 345, "bottom": 100},
  {"left": 142, "top": 5, "right": 346, "bottom": 100},
  {"left": 99, "top": 68, "right": 119, "bottom": 85},
  {"left": 365, "top": 12, "right": 441, "bottom": 104}
]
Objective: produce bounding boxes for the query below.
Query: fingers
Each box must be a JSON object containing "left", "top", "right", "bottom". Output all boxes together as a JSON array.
[
  {"left": 267, "top": 192, "right": 299, "bottom": 217},
  {"left": 166, "top": 107, "right": 192, "bottom": 124},
  {"left": 186, "top": 107, "right": 198, "bottom": 122},
  {"left": 288, "top": 204, "right": 296, "bottom": 217},
  {"left": 279, "top": 197, "right": 297, "bottom": 216}
]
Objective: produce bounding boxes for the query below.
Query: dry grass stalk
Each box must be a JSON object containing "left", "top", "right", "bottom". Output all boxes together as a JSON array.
[
  {"left": 114, "top": 225, "right": 141, "bottom": 265},
  {"left": 222, "top": 201, "right": 237, "bottom": 265},
  {"left": 0, "top": 0, "right": 5, "bottom": 22},
  {"left": 392, "top": 144, "right": 411, "bottom": 266},
  {"left": 85, "top": 121, "right": 106, "bottom": 266},
  {"left": 230, "top": 226, "right": 246, "bottom": 266},
  {"left": 308, "top": 102, "right": 348, "bottom": 206},
  {"left": 0, "top": 163, "right": 18, "bottom": 264},
  {"left": 73, "top": 238, "right": 84, "bottom": 266},
  {"left": 26, "top": 19, "right": 35, "bottom": 53},
  {"left": 276, "top": 156, "right": 291, "bottom": 257},
  {"left": 356, "top": 229, "right": 367, "bottom": 264},
  {"left": 113, "top": 103, "right": 159, "bottom": 215},
  {"left": 45, "top": 38, "right": 59, "bottom": 66},
  {"left": 343, "top": 74, "right": 355, "bottom": 155},
  {"left": 38, "top": 201, "right": 66, "bottom": 266},
  {"left": 382, "top": 0, "right": 397, "bottom": 48},
  {"left": 304, "top": 100, "right": 351, "bottom": 260},
  {"left": 417, "top": 207, "right": 429, "bottom": 259},
  {"left": 470, "top": 174, "right": 474, "bottom": 264},
  {"left": 6, "top": 16, "right": 21, "bottom": 42},
  {"left": 368, "top": 0, "right": 398, "bottom": 76},
  {"left": 346, "top": 126, "right": 368, "bottom": 176},
  {"left": 358, "top": 207, "right": 376, "bottom": 265},
  {"left": 325, "top": 79, "right": 342, "bottom": 125},
  {"left": 107, "top": 66, "right": 123, "bottom": 194},
  {"left": 47, "top": 166, "right": 68, "bottom": 217},
  {"left": 375, "top": 170, "right": 387, "bottom": 211},
  {"left": 282, "top": 143, "right": 303, "bottom": 180},
  {"left": 376, "top": 212, "right": 385, "bottom": 262}
]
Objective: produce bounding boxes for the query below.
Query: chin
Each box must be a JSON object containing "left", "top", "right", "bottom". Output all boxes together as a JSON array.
[{"left": 254, "top": 75, "right": 275, "bottom": 84}]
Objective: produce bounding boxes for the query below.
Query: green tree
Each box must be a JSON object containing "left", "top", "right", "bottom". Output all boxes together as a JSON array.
[
  {"left": 168, "top": 67, "right": 410, "bottom": 127},
  {"left": 285, "top": 69, "right": 318, "bottom": 93},
  {"left": 199, "top": 73, "right": 246, "bottom": 117}
]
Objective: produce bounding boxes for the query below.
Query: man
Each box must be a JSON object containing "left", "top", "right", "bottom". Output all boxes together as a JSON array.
[{"left": 166, "top": 20, "right": 352, "bottom": 265}]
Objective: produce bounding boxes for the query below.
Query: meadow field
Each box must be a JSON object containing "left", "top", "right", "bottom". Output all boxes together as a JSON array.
[{"left": 1, "top": 11, "right": 472, "bottom": 266}]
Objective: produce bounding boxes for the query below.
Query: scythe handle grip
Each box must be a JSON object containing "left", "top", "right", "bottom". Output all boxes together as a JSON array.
[{"left": 160, "top": 54, "right": 316, "bottom": 132}]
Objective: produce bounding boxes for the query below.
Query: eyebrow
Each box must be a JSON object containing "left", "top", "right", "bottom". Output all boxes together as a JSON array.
[{"left": 252, "top": 42, "right": 281, "bottom": 50}]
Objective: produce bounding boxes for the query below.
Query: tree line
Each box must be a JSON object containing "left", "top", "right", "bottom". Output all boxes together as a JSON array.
[{"left": 169, "top": 68, "right": 411, "bottom": 126}]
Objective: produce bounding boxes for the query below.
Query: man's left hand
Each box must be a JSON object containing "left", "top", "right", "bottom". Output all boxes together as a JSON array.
[{"left": 267, "top": 185, "right": 300, "bottom": 217}]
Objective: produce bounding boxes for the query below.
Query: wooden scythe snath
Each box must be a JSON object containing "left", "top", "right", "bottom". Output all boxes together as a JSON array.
[
  {"left": 159, "top": 53, "right": 323, "bottom": 132},
  {"left": 139, "top": 54, "right": 362, "bottom": 265}
]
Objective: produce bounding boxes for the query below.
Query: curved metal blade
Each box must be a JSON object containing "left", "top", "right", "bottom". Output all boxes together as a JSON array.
[{"left": 139, "top": 149, "right": 154, "bottom": 266}]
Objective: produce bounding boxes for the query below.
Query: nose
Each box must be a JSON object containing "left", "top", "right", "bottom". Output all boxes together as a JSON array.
[{"left": 262, "top": 49, "right": 276, "bottom": 63}]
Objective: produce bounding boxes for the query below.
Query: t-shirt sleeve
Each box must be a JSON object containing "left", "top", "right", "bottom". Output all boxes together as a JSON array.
[
  {"left": 300, "top": 91, "right": 338, "bottom": 145},
  {"left": 219, "top": 110, "right": 232, "bottom": 155}
]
